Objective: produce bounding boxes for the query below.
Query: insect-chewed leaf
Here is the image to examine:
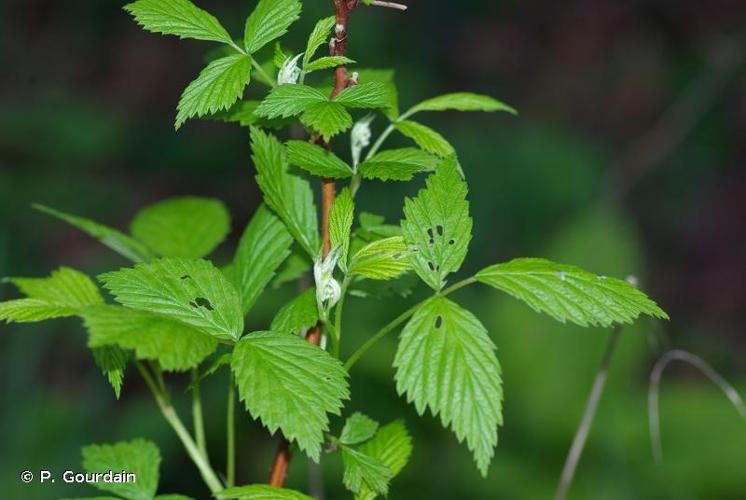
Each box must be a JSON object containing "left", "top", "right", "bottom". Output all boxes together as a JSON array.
[
  {"left": 355, "top": 421, "right": 413, "bottom": 500},
  {"left": 329, "top": 188, "right": 354, "bottom": 269},
  {"left": 475, "top": 258, "right": 668, "bottom": 327},
  {"left": 99, "top": 258, "right": 244, "bottom": 341},
  {"left": 124, "top": 0, "right": 233, "bottom": 44},
  {"left": 394, "top": 297, "right": 502, "bottom": 477},
  {"left": 83, "top": 305, "right": 217, "bottom": 372},
  {"left": 394, "top": 120, "right": 454, "bottom": 157},
  {"left": 348, "top": 237, "right": 410, "bottom": 280},
  {"left": 409, "top": 92, "right": 517, "bottom": 115},
  {"left": 251, "top": 128, "right": 320, "bottom": 257},
  {"left": 215, "top": 484, "right": 313, "bottom": 500},
  {"left": 286, "top": 140, "right": 353, "bottom": 179},
  {"left": 401, "top": 156, "right": 472, "bottom": 290},
  {"left": 341, "top": 446, "right": 392, "bottom": 495},
  {"left": 131, "top": 197, "right": 230, "bottom": 259},
  {"left": 92, "top": 346, "right": 128, "bottom": 399},
  {"left": 335, "top": 82, "right": 390, "bottom": 109},
  {"left": 303, "top": 16, "right": 335, "bottom": 68},
  {"left": 255, "top": 84, "right": 326, "bottom": 119},
  {"left": 81, "top": 438, "right": 161, "bottom": 499},
  {"left": 231, "top": 331, "right": 349, "bottom": 461},
  {"left": 301, "top": 101, "right": 353, "bottom": 141},
  {"left": 270, "top": 289, "right": 318, "bottom": 335},
  {"left": 243, "top": 0, "right": 302, "bottom": 54},
  {"left": 175, "top": 54, "right": 251, "bottom": 129},
  {"left": 304, "top": 56, "right": 356, "bottom": 73},
  {"left": 358, "top": 148, "right": 439, "bottom": 181},
  {"left": 340, "top": 413, "right": 379, "bottom": 445},
  {"left": 232, "top": 204, "right": 293, "bottom": 315}
]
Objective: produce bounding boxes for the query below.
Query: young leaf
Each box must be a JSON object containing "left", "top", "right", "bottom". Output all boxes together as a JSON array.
[
  {"left": 286, "top": 140, "right": 353, "bottom": 179},
  {"left": 232, "top": 204, "right": 293, "bottom": 315},
  {"left": 81, "top": 438, "right": 160, "bottom": 500},
  {"left": 401, "top": 156, "right": 472, "bottom": 290},
  {"left": 92, "top": 346, "right": 128, "bottom": 399},
  {"left": 340, "top": 413, "right": 379, "bottom": 445},
  {"left": 301, "top": 101, "right": 353, "bottom": 141},
  {"left": 33, "top": 204, "right": 153, "bottom": 263},
  {"left": 99, "top": 258, "right": 244, "bottom": 342},
  {"left": 215, "top": 485, "right": 312, "bottom": 500},
  {"left": 83, "top": 305, "right": 217, "bottom": 372},
  {"left": 270, "top": 289, "right": 318, "bottom": 335},
  {"left": 348, "top": 236, "right": 410, "bottom": 280},
  {"left": 409, "top": 92, "right": 517, "bottom": 115},
  {"left": 231, "top": 331, "right": 349, "bottom": 461},
  {"left": 131, "top": 197, "right": 230, "bottom": 259},
  {"left": 243, "top": 0, "right": 302, "bottom": 54},
  {"left": 394, "top": 120, "right": 454, "bottom": 157},
  {"left": 255, "top": 84, "right": 326, "bottom": 119},
  {"left": 358, "top": 148, "right": 439, "bottom": 181},
  {"left": 251, "top": 127, "right": 320, "bottom": 257},
  {"left": 303, "top": 16, "right": 335, "bottom": 68},
  {"left": 329, "top": 188, "right": 354, "bottom": 269},
  {"left": 175, "top": 54, "right": 251, "bottom": 129},
  {"left": 335, "top": 82, "right": 390, "bottom": 109},
  {"left": 475, "top": 258, "right": 668, "bottom": 327},
  {"left": 124, "top": 0, "right": 233, "bottom": 44},
  {"left": 394, "top": 296, "right": 502, "bottom": 477},
  {"left": 304, "top": 56, "right": 356, "bottom": 73},
  {"left": 355, "top": 421, "right": 413, "bottom": 500},
  {"left": 341, "top": 446, "right": 392, "bottom": 495},
  {"left": 353, "top": 69, "right": 399, "bottom": 120}
]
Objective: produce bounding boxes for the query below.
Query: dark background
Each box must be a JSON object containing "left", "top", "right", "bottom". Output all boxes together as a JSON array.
[{"left": 1, "top": 0, "right": 745, "bottom": 498}]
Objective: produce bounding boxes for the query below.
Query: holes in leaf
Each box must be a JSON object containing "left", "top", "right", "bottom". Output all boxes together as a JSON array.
[
  {"left": 190, "top": 297, "right": 214, "bottom": 311},
  {"left": 427, "top": 228, "right": 434, "bottom": 245},
  {"left": 180, "top": 275, "right": 192, "bottom": 280},
  {"left": 427, "top": 261, "right": 435, "bottom": 271},
  {"left": 436, "top": 225, "right": 444, "bottom": 236},
  {"left": 448, "top": 239, "right": 455, "bottom": 245},
  {"left": 392, "top": 252, "right": 402, "bottom": 260},
  {"left": 434, "top": 315, "right": 443, "bottom": 329}
]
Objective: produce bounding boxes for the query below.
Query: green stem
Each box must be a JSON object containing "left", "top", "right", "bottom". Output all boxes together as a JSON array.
[
  {"left": 135, "top": 362, "right": 223, "bottom": 494},
  {"left": 332, "top": 276, "right": 351, "bottom": 358},
  {"left": 191, "top": 368, "right": 209, "bottom": 461},
  {"left": 363, "top": 108, "right": 417, "bottom": 163},
  {"left": 250, "top": 56, "right": 276, "bottom": 88},
  {"left": 226, "top": 373, "right": 236, "bottom": 488}
]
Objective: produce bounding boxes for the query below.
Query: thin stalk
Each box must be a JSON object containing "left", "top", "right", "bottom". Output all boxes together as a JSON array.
[
  {"left": 331, "top": 276, "right": 351, "bottom": 358},
  {"left": 554, "top": 326, "right": 623, "bottom": 500},
  {"left": 250, "top": 57, "right": 276, "bottom": 88},
  {"left": 362, "top": 108, "right": 416, "bottom": 164},
  {"left": 191, "top": 368, "right": 208, "bottom": 461},
  {"left": 226, "top": 373, "right": 236, "bottom": 487}
]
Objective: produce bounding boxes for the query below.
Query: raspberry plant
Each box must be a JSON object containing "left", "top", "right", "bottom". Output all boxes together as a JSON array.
[{"left": 0, "top": 0, "right": 668, "bottom": 498}]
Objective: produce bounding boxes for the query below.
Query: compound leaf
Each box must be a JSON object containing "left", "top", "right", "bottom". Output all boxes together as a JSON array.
[
  {"left": 301, "top": 101, "right": 352, "bottom": 141},
  {"left": 92, "top": 346, "right": 128, "bottom": 400},
  {"left": 340, "top": 413, "right": 379, "bottom": 445},
  {"left": 394, "top": 120, "right": 454, "bottom": 157},
  {"left": 255, "top": 84, "right": 326, "bottom": 119},
  {"left": 303, "top": 16, "right": 335, "bottom": 68},
  {"left": 270, "top": 289, "right": 318, "bottom": 335},
  {"left": 341, "top": 446, "right": 391, "bottom": 495},
  {"left": 244, "top": 0, "right": 302, "bottom": 54},
  {"left": 355, "top": 421, "right": 413, "bottom": 500},
  {"left": 329, "top": 188, "right": 354, "bottom": 269},
  {"left": 348, "top": 236, "right": 410, "bottom": 280},
  {"left": 286, "top": 140, "right": 353, "bottom": 179},
  {"left": 81, "top": 438, "right": 160, "bottom": 500},
  {"left": 124, "top": 0, "right": 233, "bottom": 44},
  {"left": 304, "top": 56, "right": 356, "bottom": 73},
  {"left": 358, "top": 148, "right": 439, "bottom": 181},
  {"left": 410, "top": 92, "right": 516, "bottom": 115},
  {"left": 215, "top": 485, "right": 312, "bottom": 500}
]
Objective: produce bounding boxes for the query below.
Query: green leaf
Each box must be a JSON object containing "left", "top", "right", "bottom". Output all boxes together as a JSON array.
[
  {"left": 131, "top": 197, "right": 230, "bottom": 259},
  {"left": 353, "top": 69, "right": 399, "bottom": 120},
  {"left": 124, "top": 0, "right": 233, "bottom": 44},
  {"left": 301, "top": 101, "right": 353, "bottom": 141},
  {"left": 81, "top": 438, "right": 160, "bottom": 500},
  {"left": 251, "top": 127, "right": 320, "bottom": 257},
  {"left": 303, "top": 16, "right": 335, "bottom": 68},
  {"left": 394, "top": 120, "right": 454, "bottom": 157},
  {"left": 243, "top": 0, "right": 302, "bottom": 54},
  {"left": 272, "top": 252, "right": 312, "bottom": 289},
  {"left": 99, "top": 258, "right": 244, "bottom": 342},
  {"left": 270, "top": 289, "right": 318, "bottom": 335},
  {"left": 33, "top": 204, "right": 153, "bottom": 263},
  {"left": 215, "top": 484, "right": 312, "bottom": 500},
  {"left": 410, "top": 92, "right": 517, "bottom": 115},
  {"left": 475, "top": 258, "right": 668, "bottom": 327},
  {"left": 304, "top": 56, "right": 356, "bottom": 73},
  {"left": 92, "top": 346, "right": 128, "bottom": 399},
  {"left": 355, "top": 421, "right": 413, "bottom": 500},
  {"left": 175, "top": 54, "right": 251, "bottom": 129},
  {"left": 154, "top": 496, "right": 194, "bottom": 500},
  {"left": 232, "top": 205, "right": 293, "bottom": 315},
  {"left": 348, "top": 236, "right": 410, "bottom": 280},
  {"left": 358, "top": 148, "right": 439, "bottom": 181},
  {"left": 273, "top": 42, "right": 289, "bottom": 68},
  {"left": 255, "top": 84, "right": 326, "bottom": 119},
  {"left": 348, "top": 272, "right": 417, "bottom": 300},
  {"left": 340, "top": 413, "right": 378, "bottom": 445},
  {"left": 335, "top": 82, "right": 389, "bottom": 109},
  {"left": 401, "top": 156, "right": 472, "bottom": 290},
  {"left": 329, "top": 188, "right": 354, "bottom": 269},
  {"left": 394, "top": 296, "right": 502, "bottom": 477},
  {"left": 341, "top": 446, "right": 392, "bottom": 495},
  {"left": 286, "top": 140, "right": 353, "bottom": 179},
  {"left": 231, "top": 331, "right": 349, "bottom": 461},
  {"left": 83, "top": 305, "right": 217, "bottom": 371}
]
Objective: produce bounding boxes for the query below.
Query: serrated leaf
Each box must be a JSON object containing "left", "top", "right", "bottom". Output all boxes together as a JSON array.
[
  {"left": 99, "top": 258, "right": 243, "bottom": 341},
  {"left": 329, "top": 188, "right": 354, "bottom": 269},
  {"left": 131, "top": 197, "right": 230, "bottom": 259},
  {"left": 341, "top": 446, "right": 392, "bottom": 495},
  {"left": 124, "top": 0, "right": 233, "bottom": 44},
  {"left": 358, "top": 148, "right": 439, "bottom": 181},
  {"left": 335, "top": 82, "right": 389, "bottom": 109},
  {"left": 243, "top": 0, "right": 302, "bottom": 54},
  {"left": 215, "top": 485, "right": 312, "bottom": 500},
  {"left": 33, "top": 204, "right": 153, "bottom": 263},
  {"left": 83, "top": 305, "right": 217, "bottom": 371},
  {"left": 410, "top": 92, "right": 517, "bottom": 115},
  {"left": 286, "top": 140, "right": 353, "bottom": 179},
  {"left": 92, "top": 346, "right": 128, "bottom": 399},
  {"left": 231, "top": 331, "right": 349, "bottom": 461},
  {"left": 270, "top": 289, "right": 318, "bottom": 335},
  {"left": 273, "top": 42, "right": 289, "bottom": 68},
  {"left": 340, "top": 413, "right": 378, "bottom": 445},
  {"left": 303, "top": 16, "right": 335, "bottom": 68},
  {"left": 348, "top": 272, "right": 417, "bottom": 300},
  {"left": 394, "top": 296, "right": 502, "bottom": 477},
  {"left": 348, "top": 236, "right": 410, "bottom": 280},
  {"left": 394, "top": 120, "right": 454, "bottom": 157},
  {"left": 251, "top": 128, "right": 320, "bottom": 257},
  {"left": 81, "top": 438, "right": 160, "bottom": 500},
  {"left": 301, "top": 101, "right": 353, "bottom": 141},
  {"left": 353, "top": 69, "right": 399, "bottom": 120},
  {"left": 232, "top": 205, "right": 293, "bottom": 315},
  {"left": 255, "top": 84, "right": 326, "bottom": 119},
  {"left": 355, "top": 421, "right": 413, "bottom": 500},
  {"left": 304, "top": 56, "right": 356, "bottom": 73},
  {"left": 401, "top": 157, "right": 471, "bottom": 290},
  {"left": 475, "top": 258, "right": 668, "bottom": 327}
]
